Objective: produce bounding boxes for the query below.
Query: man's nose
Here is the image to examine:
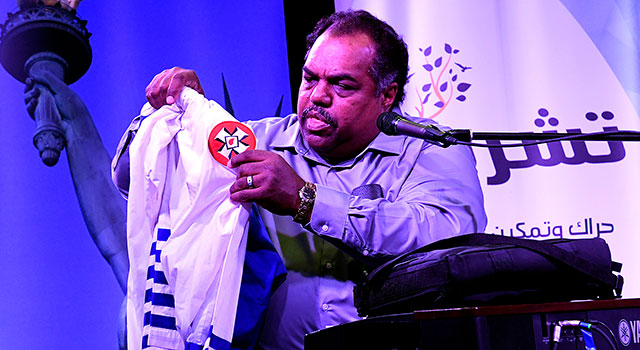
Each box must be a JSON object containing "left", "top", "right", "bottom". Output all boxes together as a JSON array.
[{"left": 310, "top": 81, "right": 331, "bottom": 106}]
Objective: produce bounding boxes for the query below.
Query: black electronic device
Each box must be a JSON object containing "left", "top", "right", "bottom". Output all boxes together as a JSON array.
[{"left": 305, "top": 299, "right": 640, "bottom": 350}]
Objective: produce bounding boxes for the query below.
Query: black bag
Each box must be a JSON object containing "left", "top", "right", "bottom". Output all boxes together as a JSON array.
[{"left": 354, "top": 233, "right": 623, "bottom": 317}]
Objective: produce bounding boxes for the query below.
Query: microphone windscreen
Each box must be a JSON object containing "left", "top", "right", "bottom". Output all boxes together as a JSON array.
[{"left": 377, "top": 112, "right": 400, "bottom": 135}]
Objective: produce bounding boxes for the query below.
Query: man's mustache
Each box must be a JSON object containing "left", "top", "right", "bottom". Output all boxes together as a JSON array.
[{"left": 301, "top": 106, "right": 338, "bottom": 128}]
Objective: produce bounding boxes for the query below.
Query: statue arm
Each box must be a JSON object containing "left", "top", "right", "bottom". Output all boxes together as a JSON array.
[{"left": 25, "top": 71, "right": 129, "bottom": 292}]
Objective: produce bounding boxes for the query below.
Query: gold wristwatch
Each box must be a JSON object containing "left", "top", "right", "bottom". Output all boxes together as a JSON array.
[{"left": 293, "top": 182, "right": 316, "bottom": 224}]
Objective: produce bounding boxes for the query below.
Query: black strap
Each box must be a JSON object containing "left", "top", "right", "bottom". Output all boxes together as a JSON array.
[{"left": 365, "top": 234, "right": 619, "bottom": 293}]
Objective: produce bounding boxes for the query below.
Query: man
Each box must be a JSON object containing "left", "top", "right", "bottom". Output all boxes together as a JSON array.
[{"left": 123, "top": 9, "right": 487, "bottom": 349}]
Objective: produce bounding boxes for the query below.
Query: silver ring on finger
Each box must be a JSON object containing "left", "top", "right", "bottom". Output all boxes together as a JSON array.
[{"left": 246, "top": 175, "right": 254, "bottom": 188}]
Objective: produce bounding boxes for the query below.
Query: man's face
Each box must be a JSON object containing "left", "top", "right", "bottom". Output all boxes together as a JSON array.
[{"left": 297, "top": 31, "right": 397, "bottom": 162}]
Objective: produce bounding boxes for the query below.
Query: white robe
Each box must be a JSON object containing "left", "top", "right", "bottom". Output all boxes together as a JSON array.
[{"left": 126, "top": 88, "right": 254, "bottom": 349}]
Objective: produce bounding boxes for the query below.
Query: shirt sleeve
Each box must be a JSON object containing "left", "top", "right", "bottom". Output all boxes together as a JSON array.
[
  {"left": 307, "top": 143, "right": 487, "bottom": 264},
  {"left": 111, "top": 115, "right": 142, "bottom": 198}
]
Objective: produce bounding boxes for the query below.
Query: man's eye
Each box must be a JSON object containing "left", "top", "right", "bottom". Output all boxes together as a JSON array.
[
  {"left": 337, "top": 84, "right": 354, "bottom": 90},
  {"left": 335, "top": 84, "right": 356, "bottom": 94}
]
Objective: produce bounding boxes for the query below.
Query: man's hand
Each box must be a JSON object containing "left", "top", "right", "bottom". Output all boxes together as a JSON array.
[
  {"left": 145, "top": 67, "right": 204, "bottom": 109},
  {"left": 229, "top": 150, "right": 306, "bottom": 217}
]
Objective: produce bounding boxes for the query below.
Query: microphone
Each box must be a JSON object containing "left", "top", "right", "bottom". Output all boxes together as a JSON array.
[{"left": 377, "top": 112, "right": 459, "bottom": 147}]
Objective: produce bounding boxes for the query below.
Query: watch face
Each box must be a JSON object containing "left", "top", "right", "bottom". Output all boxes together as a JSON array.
[
  {"left": 306, "top": 185, "right": 315, "bottom": 196},
  {"left": 294, "top": 183, "right": 316, "bottom": 223},
  {"left": 300, "top": 184, "right": 315, "bottom": 200}
]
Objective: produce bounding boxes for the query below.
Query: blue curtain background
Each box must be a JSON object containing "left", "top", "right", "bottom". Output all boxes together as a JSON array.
[{"left": 0, "top": 2, "right": 292, "bottom": 349}]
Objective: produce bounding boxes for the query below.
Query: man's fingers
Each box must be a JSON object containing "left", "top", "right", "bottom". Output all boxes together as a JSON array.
[
  {"left": 226, "top": 150, "right": 303, "bottom": 216},
  {"left": 155, "top": 73, "right": 175, "bottom": 106},
  {"left": 146, "top": 74, "right": 167, "bottom": 109},
  {"left": 166, "top": 69, "right": 204, "bottom": 104},
  {"left": 232, "top": 161, "right": 264, "bottom": 180},
  {"left": 230, "top": 186, "right": 262, "bottom": 203},
  {"left": 166, "top": 74, "right": 185, "bottom": 105},
  {"left": 230, "top": 174, "right": 260, "bottom": 193},
  {"left": 145, "top": 70, "right": 164, "bottom": 97},
  {"left": 145, "top": 69, "right": 172, "bottom": 109},
  {"left": 229, "top": 174, "right": 265, "bottom": 204},
  {"left": 145, "top": 68, "right": 204, "bottom": 109},
  {"left": 178, "top": 68, "right": 204, "bottom": 95},
  {"left": 228, "top": 150, "right": 270, "bottom": 168}
]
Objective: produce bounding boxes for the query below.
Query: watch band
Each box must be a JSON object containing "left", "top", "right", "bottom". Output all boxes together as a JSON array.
[{"left": 293, "top": 182, "right": 316, "bottom": 224}]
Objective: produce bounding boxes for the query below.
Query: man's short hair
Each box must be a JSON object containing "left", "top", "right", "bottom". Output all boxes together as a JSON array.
[{"left": 306, "top": 10, "right": 409, "bottom": 108}]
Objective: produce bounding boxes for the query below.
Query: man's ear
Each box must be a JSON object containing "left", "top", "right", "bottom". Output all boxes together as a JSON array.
[{"left": 381, "top": 82, "right": 398, "bottom": 111}]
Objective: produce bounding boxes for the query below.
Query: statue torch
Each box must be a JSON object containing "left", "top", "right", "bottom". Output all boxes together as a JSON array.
[{"left": 0, "top": 0, "right": 91, "bottom": 166}]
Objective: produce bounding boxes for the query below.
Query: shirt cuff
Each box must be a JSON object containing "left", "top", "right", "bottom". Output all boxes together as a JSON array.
[{"left": 308, "top": 184, "right": 350, "bottom": 241}]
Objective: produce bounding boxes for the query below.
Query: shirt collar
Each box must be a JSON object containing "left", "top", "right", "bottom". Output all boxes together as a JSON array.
[{"left": 270, "top": 114, "right": 302, "bottom": 150}]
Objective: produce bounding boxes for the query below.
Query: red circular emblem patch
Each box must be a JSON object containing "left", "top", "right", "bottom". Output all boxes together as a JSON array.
[{"left": 208, "top": 121, "right": 257, "bottom": 165}]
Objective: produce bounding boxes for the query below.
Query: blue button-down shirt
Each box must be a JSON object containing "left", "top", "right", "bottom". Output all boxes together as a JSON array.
[{"left": 113, "top": 111, "right": 487, "bottom": 350}]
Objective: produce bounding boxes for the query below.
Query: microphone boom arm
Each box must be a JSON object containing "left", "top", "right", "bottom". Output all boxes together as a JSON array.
[{"left": 447, "top": 129, "right": 640, "bottom": 147}]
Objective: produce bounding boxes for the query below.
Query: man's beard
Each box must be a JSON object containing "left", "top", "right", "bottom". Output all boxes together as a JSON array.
[{"left": 301, "top": 106, "right": 338, "bottom": 128}]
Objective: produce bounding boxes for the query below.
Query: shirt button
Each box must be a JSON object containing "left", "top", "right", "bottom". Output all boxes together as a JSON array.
[
  {"left": 363, "top": 250, "right": 369, "bottom": 256},
  {"left": 325, "top": 262, "right": 333, "bottom": 269},
  {"left": 322, "top": 303, "right": 330, "bottom": 311},
  {"left": 321, "top": 224, "right": 329, "bottom": 232}
]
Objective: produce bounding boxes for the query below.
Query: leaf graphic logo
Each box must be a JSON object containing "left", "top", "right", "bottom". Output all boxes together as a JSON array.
[{"left": 415, "top": 43, "right": 472, "bottom": 119}]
